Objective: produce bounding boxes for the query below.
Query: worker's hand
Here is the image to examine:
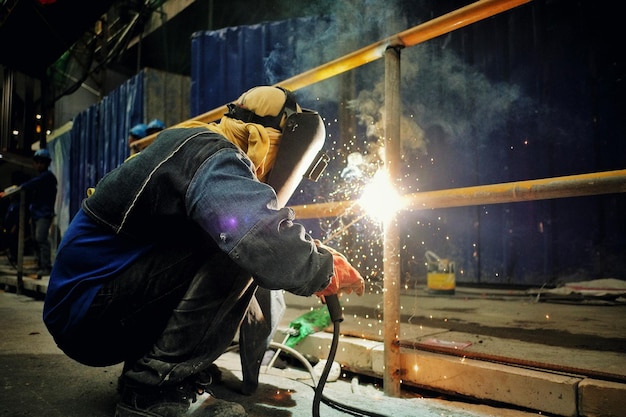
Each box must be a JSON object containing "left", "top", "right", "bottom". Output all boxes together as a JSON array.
[
  {"left": 314, "top": 240, "right": 365, "bottom": 302},
  {"left": 0, "top": 192, "right": 4, "bottom": 198}
]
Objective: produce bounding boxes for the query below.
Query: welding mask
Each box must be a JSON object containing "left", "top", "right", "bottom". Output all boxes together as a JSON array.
[
  {"left": 267, "top": 108, "right": 329, "bottom": 207},
  {"left": 226, "top": 87, "right": 329, "bottom": 208}
]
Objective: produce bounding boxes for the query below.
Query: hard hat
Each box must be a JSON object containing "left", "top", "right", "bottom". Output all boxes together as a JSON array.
[
  {"left": 33, "top": 148, "right": 51, "bottom": 161},
  {"left": 129, "top": 123, "right": 148, "bottom": 139},
  {"left": 147, "top": 119, "right": 165, "bottom": 132}
]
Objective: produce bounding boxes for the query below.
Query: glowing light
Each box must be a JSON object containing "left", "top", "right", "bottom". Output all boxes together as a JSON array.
[{"left": 359, "top": 169, "right": 403, "bottom": 224}]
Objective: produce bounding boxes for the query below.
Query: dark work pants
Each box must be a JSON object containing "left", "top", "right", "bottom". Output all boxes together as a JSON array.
[
  {"left": 57, "top": 243, "right": 265, "bottom": 388},
  {"left": 238, "top": 287, "right": 285, "bottom": 394}
]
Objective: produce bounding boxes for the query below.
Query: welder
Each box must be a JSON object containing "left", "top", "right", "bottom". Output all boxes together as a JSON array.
[{"left": 42, "top": 86, "right": 365, "bottom": 417}]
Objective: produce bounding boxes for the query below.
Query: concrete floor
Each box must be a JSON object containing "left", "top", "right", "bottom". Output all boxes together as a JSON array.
[
  {"left": 278, "top": 289, "right": 626, "bottom": 417},
  {"left": 1, "top": 257, "right": 625, "bottom": 416}
]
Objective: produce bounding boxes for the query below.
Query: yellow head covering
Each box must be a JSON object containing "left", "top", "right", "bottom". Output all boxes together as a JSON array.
[
  {"left": 206, "top": 117, "right": 281, "bottom": 182},
  {"left": 179, "top": 86, "right": 297, "bottom": 182}
]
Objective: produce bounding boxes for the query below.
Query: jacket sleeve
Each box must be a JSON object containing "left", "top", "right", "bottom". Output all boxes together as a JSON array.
[
  {"left": 186, "top": 147, "right": 333, "bottom": 296},
  {"left": 19, "top": 171, "right": 56, "bottom": 191}
]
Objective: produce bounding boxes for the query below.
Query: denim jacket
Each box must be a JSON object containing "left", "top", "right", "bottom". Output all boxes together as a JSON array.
[{"left": 83, "top": 127, "right": 333, "bottom": 296}]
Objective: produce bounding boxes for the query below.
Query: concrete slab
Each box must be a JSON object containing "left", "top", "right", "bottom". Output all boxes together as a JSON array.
[
  {"left": 578, "top": 379, "right": 626, "bottom": 417},
  {"left": 212, "top": 351, "right": 538, "bottom": 417},
  {"left": 283, "top": 329, "right": 581, "bottom": 416}
]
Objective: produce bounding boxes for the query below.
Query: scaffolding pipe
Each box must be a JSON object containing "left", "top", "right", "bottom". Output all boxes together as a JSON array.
[
  {"left": 16, "top": 190, "right": 26, "bottom": 294},
  {"left": 278, "top": 0, "right": 531, "bottom": 92},
  {"left": 383, "top": 46, "right": 402, "bottom": 396},
  {"left": 130, "top": 0, "right": 531, "bottom": 152},
  {"left": 289, "top": 170, "right": 626, "bottom": 219}
]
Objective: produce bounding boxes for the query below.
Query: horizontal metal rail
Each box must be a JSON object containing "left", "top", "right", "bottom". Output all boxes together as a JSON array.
[{"left": 289, "top": 170, "right": 626, "bottom": 219}]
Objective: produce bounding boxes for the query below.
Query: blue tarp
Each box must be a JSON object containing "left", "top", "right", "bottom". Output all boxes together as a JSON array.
[
  {"left": 69, "top": 71, "right": 145, "bottom": 216},
  {"left": 47, "top": 123, "right": 72, "bottom": 237}
]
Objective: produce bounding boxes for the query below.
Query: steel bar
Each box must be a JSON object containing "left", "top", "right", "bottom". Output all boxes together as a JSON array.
[
  {"left": 383, "top": 46, "right": 402, "bottom": 397},
  {"left": 289, "top": 170, "right": 626, "bottom": 219},
  {"left": 278, "top": 0, "right": 531, "bottom": 92}
]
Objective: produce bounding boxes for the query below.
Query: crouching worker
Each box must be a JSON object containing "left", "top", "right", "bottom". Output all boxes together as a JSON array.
[{"left": 42, "top": 86, "right": 365, "bottom": 417}]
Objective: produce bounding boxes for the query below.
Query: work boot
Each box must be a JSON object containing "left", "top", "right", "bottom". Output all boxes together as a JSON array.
[
  {"left": 115, "top": 378, "right": 246, "bottom": 417},
  {"left": 194, "top": 364, "right": 223, "bottom": 390},
  {"left": 117, "top": 364, "right": 223, "bottom": 396}
]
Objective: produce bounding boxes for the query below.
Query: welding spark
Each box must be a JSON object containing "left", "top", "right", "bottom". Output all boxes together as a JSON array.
[{"left": 359, "top": 169, "right": 403, "bottom": 224}]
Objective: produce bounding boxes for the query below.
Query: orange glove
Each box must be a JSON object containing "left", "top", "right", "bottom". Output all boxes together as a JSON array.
[{"left": 314, "top": 241, "right": 365, "bottom": 302}]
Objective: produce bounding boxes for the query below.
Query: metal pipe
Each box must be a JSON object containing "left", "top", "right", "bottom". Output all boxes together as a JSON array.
[
  {"left": 289, "top": 170, "right": 626, "bottom": 219},
  {"left": 130, "top": 0, "right": 531, "bottom": 152},
  {"left": 402, "top": 170, "right": 626, "bottom": 210},
  {"left": 278, "top": 0, "right": 531, "bottom": 92},
  {"left": 383, "top": 46, "right": 402, "bottom": 397},
  {"left": 16, "top": 190, "right": 26, "bottom": 294}
]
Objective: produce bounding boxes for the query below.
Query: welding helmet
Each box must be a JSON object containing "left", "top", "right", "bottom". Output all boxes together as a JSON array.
[
  {"left": 267, "top": 107, "right": 328, "bottom": 207},
  {"left": 225, "top": 86, "right": 329, "bottom": 207}
]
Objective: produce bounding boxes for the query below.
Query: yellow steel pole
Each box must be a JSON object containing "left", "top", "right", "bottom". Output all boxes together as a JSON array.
[
  {"left": 130, "top": 0, "right": 531, "bottom": 152},
  {"left": 277, "top": 0, "right": 531, "bottom": 92},
  {"left": 383, "top": 46, "right": 402, "bottom": 396},
  {"left": 289, "top": 170, "right": 626, "bottom": 219}
]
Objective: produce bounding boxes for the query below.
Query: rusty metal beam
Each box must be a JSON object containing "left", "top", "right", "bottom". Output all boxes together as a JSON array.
[
  {"left": 289, "top": 170, "right": 626, "bottom": 219},
  {"left": 277, "top": 0, "right": 532, "bottom": 92},
  {"left": 383, "top": 46, "right": 402, "bottom": 396}
]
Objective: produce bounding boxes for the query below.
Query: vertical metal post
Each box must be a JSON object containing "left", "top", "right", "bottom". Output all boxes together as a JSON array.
[
  {"left": 16, "top": 190, "right": 26, "bottom": 294},
  {"left": 1, "top": 68, "right": 14, "bottom": 152},
  {"left": 383, "top": 46, "right": 402, "bottom": 397}
]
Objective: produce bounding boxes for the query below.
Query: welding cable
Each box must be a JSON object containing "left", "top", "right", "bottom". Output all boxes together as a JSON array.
[
  {"left": 227, "top": 295, "right": 388, "bottom": 417},
  {"left": 311, "top": 314, "right": 340, "bottom": 417},
  {"left": 267, "top": 338, "right": 388, "bottom": 417},
  {"left": 316, "top": 294, "right": 389, "bottom": 417}
]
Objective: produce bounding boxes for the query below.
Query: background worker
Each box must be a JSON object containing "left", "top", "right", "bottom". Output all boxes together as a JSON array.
[
  {"left": 1, "top": 192, "right": 21, "bottom": 265},
  {"left": 0, "top": 149, "right": 58, "bottom": 276},
  {"left": 42, "top": 86, "right": 364, "bottom": 417},
  {"left": 145, "top": 118, "right": 165, "bottom": 136},
  {"left": 127, "top": 123, "right": 147, "bottom": 147}
]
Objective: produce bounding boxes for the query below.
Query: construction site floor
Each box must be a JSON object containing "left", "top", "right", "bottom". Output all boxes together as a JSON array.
[{"left": 1, "top": 257, "right": 625, "bottom": 417}]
